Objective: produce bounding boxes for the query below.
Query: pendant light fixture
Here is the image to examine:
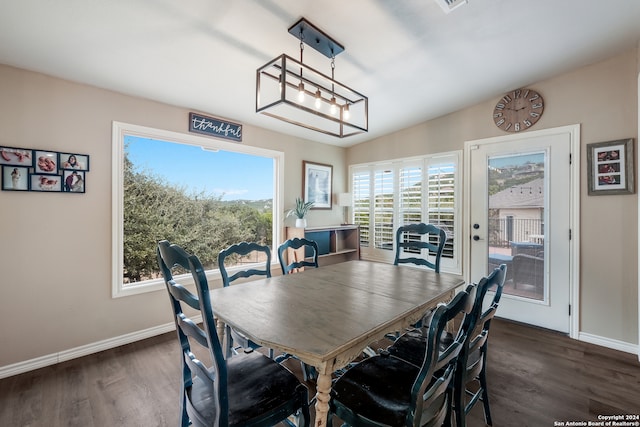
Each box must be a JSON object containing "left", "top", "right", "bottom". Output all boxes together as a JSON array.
[{"left": 256, "top": 18, "right": 368, "bottom": 138}]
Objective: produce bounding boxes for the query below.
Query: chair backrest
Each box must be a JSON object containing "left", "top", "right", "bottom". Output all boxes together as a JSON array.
[
  {"left": 406, "top": 286, "right": 473, "bottom": 427},
  {"left": 218, "top": 242, "right": 271, "bottom": 287},
  {"left": 471, "top": 263, "right": 507, "bottom": 356},
  {"left": 394, "top": 223, "right": 447, "bottom": 272},
  {"left": 277, "top": 238, "right": 319, "bottom": 274},
  {"left": 458, "top": 263, "right": 507, "bottom": 422},
  {"left": 157, "top": 240, "right": 229, "bottom": 427}
]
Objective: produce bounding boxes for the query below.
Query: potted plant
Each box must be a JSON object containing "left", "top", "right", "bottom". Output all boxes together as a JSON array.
[{"left": 286, "top": 197, "right": 314, "bottom": 228}]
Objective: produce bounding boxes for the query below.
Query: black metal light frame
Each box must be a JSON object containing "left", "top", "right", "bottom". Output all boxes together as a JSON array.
[{"left": 256, "top": 18, "right": 368, "bottom": 138}]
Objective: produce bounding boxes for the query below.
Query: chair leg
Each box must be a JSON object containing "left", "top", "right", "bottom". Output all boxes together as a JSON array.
[
  {"left": 478, "top": 369, "right": 492, "bottom": 426},
  {"left": 180, "top": 394, "right": 190, "bottom": 427},
  {"left": 443, "top": 387, "right": 453, "bottom": 427},
  {"left": 298, "top": 397, "right": 311, "bottom": 427},
  {"left": 453, "top": 385, "right": 464, "bottom": 427}
]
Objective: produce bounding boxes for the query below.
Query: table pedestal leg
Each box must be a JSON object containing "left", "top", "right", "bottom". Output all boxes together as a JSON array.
[
  {"left": 214, "top": 317, "right": 229, "bottom": 358},
  {"left": 314, "top": 372, "right": 332, "bottom": 427}
]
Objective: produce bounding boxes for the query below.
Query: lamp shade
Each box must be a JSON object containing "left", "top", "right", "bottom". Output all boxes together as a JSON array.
[{"left": 337, "top": 192, "right": 352, "bottom": 207}]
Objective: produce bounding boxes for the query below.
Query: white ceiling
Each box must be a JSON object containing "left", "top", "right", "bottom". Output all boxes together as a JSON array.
[{"left": 1, "top": 0, "right": 639, "bottom": 147}]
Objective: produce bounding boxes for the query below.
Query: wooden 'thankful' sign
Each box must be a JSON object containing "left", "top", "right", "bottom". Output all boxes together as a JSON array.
[{"left": 189, "top": 112, "right": 242, "bottom": 142}]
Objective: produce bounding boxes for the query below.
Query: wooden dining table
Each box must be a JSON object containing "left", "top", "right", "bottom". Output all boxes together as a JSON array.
[{"left": 209, "top": 260, "right": 465, "bottom": 427}]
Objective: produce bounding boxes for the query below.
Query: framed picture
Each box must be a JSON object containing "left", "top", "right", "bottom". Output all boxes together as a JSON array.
[
  {"left": 587, "top": 138, "right": 635, "bottom": 195},
  {"left": 2, "top": 165, "right": 29, "bottom": 191},
  {"left": 30, "top": 174, "right": 62, "bottom": 192},
  {"left": 303, "top": 160, "right": 333, "bottom": 209},
  {"left": 62, "top": 170, "right": 86, "bottom": 193},
  {"left": 34, "top": 150, "right": 59, "bottom": 174},
  {"left": 0, "top": 146, "right": 33, "bottom": 167},
  {"left": 60, "top": 152, "right": 90, "bottom": 171}
]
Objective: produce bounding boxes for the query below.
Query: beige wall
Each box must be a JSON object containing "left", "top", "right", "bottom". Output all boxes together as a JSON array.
[
  {"left": 0, "top": 64, "right": 345, "bottom": 367},
  {"left": 348, "top": 48, "right": 639, "bottom": 345},
  {"left": 1, "top": 47, "right": 638, "bottom": 369}
]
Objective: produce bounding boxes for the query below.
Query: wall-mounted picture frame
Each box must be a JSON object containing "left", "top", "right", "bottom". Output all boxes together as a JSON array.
[
  {"left": 2, "top": 165, "right": 29, "bottom": 191},
  {"left": 303, "top": 160, "right": 333, "bottom": 209},
  {"left": 30, "top": 174, "right": 62, "bottom": 192},
  {"left": 63, "top": 170, "right": 86, "bottom": 193},
  {"left": 34, "top": 150, "right": 59, "bottom": 174},
  {"left": 0, "top": 145, "right": 90, "bottom": 194},
  {"left": 0, "top": 146, "right": 33, "bottom": 167},
  {"left": 587, "top": 138, "right": 635, "bottom": 195},
  {"left": 60, "top": 152, "right": 90, "bottom": 171}
]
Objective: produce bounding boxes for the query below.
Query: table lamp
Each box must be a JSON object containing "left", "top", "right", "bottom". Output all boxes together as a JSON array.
[{"left": 337, "top": 193, "right": 352, "bottom": 225}]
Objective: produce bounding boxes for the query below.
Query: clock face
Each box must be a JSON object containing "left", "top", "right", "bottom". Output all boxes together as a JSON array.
[{"left": 493, "top": 88, "right": 544, "bottom": 132}]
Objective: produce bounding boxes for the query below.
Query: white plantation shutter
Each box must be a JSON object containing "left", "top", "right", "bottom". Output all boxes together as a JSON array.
[
  {"left": 373, "top": 169, "right": 394, "bottom": 250},
  {"left": 352, "top": 169, "right": 370, "bottom": 247},
  {"left": 399, "top": 165, "right": 423, "bottom": 224},
  {"left": 350, "top": 151, "right": 461, "bottom": 273},
  {"left": 399, "top": 165, "right": 423, "bottom": 255},
  {"left": 427, "top": 161, "right": 456, "bottom": 259}
]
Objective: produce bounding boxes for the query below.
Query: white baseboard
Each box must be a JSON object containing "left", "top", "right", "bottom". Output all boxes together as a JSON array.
[
  {"left": 578, "top": 331, "right": 639, "bottom": 355},
  {"left": 2, "top": 318, "right": 636, "bottom": 380},
  {"left": 0, "top": 315, "right": 202, "bottom": 380}
]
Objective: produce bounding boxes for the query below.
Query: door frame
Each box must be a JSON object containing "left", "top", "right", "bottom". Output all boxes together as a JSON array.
[{"left": 463, "top": 124, "right": 581, "bottom": 339}]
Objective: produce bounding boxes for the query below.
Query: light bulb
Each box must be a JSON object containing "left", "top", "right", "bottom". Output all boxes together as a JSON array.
[
  {"left": 343, "top": 104, "right": 350, "bottom": 120},
  {"left": 330, "top": 97, "right": 337, "bottom": 115},
  {"left": 315, "top": 89, "right": 322, "bottom": 109},
  {"left": 297, "top": 82, "right": 305, "bottom": 102}
]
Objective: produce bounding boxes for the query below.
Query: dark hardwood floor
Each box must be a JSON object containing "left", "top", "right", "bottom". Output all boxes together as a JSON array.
[{"left": 1, "top": 318, "right": 638, "bottom": 426}]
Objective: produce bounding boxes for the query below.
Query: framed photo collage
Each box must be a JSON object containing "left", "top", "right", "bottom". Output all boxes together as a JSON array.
[{"left": 1, "top": 146, "right": 89, "bottom": 193}]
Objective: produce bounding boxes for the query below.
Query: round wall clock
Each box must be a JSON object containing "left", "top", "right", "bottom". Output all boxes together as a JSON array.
[{"left": 493, "top": 88, "right": 544, "bottom": 132}]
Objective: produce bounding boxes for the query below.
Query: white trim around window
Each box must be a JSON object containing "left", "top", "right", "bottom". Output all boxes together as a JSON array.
[{"left": 111, "top": 121, "right": 284, "bottom": 298}]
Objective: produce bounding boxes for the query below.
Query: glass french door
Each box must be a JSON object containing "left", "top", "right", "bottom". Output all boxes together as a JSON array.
[{"left": 469, "top": 131, "right": 572, "bottom": 333}]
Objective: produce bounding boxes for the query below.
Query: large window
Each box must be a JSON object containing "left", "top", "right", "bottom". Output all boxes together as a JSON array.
[
  {"left": 350, "top": 152, "right": 461, "bottom": 273},
  {"left": 112, "top": 122, "right": 284, "bottom": 297}
]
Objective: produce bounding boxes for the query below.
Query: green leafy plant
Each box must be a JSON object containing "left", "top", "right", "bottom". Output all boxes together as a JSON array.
[{"left": 286, "top": 197, "right": 314, "bottom": 219}]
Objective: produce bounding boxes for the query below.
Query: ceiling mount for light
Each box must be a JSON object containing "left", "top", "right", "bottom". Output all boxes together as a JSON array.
[
  {"left": 434, "top": 0, "right": 468, "bottom": 13},
  {"left": 256, "top": 18, "right": 368, "bottom": 138}
]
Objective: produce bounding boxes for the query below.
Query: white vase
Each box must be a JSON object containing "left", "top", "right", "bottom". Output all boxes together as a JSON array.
[{"left": 295, "top": 218, "right": 307, "bottom": 228}]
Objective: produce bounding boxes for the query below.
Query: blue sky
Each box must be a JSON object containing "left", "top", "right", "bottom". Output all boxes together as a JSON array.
[{"left": 125, "top": 135, "right": 273, "bottom": 200}]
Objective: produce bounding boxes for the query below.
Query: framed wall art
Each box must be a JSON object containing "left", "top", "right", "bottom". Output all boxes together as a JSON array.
[
  {"left": 1, "top": 145, "right": 90, "bottom": 194},
  {"left": 303, "top": 160, "right": 333, "bottom": 209},
  {"left": 0, "top": 146, "right": 33, "bottom": 167},
  {"left": 30, "top": 174, "right": 62, "bottom": 192},
  {"left": 34, "top": 150, "right": 58, "bottom": 174},
  {"left": 63, "top": 170, "right": 85, "bottom": 193},
  {"left": 60, "top": 153, "right": 90, "bottom": 171},
  {"left": 2, "top": 165, "right": 29, "bottom": 191},
  {"left": 587, "top": 138, "right": 635, "bottom": 195}
]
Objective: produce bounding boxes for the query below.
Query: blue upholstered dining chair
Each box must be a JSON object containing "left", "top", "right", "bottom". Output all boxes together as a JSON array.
[
  {"left": 218, "top": 242, "right": 273, "bottom": 358},
  {"left": 157, "top": 240, "right": 310, "bottom": 427},
  {"left": 394, "top": 223, "right": 447, "bottom": 272},
  {"left": 329, "top": 286, "right": 473, "bottom": 427},
  {"left": 387, "top": 264, "right": 507, "bottom": 427},
  {"left": 277, "top": 237, "right": 319, "bottom": 275}
]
